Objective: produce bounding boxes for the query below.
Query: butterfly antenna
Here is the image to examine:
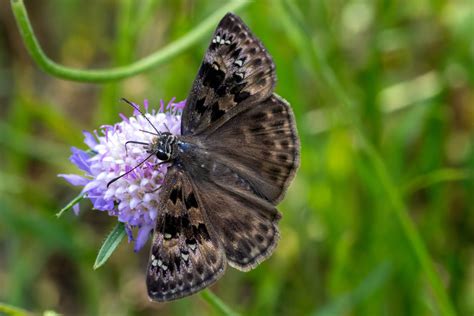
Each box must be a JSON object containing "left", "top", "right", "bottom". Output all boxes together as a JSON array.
[
  {"left": 146, "top": 184, "right": 162, "bottom": 194},
  {"left": 107, "top": 153, "right": 154, "bottom": 188},
  {"left": 139, "top": 129, "right": 160, "bottom": 136},
  {"left": 124, "top": 140, "right": 149, "bottom": 156},
  {"left": 121, "top": 98, "right": 161, "bottom": 135},
  {"left": 163, "top": 123, "right": 171, "bottom": 132}
]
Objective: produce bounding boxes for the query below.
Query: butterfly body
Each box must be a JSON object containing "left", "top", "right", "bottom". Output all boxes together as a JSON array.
[
  {"left": 146, "top": 132, "right": 178, "bottom": 161},
  {"left": 145, "top": 13, "right": 300, "bottom": 302}
]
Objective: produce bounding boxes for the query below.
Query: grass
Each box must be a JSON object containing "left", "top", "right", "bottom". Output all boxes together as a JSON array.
[{"left": 0, "top": 0, "right": 473, "bottom": 315}]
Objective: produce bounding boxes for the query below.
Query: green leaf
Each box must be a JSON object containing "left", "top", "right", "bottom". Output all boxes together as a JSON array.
[{"left": 93, "top": 222, "right": 126, "bottom": 270}]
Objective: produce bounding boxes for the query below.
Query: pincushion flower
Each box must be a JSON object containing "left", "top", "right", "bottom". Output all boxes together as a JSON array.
[{"left": 59, "top": 98, "right": 185, "bottom": 251}]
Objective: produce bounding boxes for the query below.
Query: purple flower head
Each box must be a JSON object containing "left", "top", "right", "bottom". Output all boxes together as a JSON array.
[{"left": 59, "top": 99, "right": 185, "bottom": 251}]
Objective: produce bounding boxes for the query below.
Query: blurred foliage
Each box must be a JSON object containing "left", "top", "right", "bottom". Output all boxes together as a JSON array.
[{"left": 1, "top": 0, "right": 473, "bottom": 315}]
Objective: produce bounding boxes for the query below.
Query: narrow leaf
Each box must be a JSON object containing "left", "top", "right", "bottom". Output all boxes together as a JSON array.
[
  {"left": 0, "top": 302, "right": 31, "bottom": 316},
  {"left": 93, "top": 222, "right": 126, "bottom": 270},
  {"left": 56, "top": 192, "right": 84, "bottom": 217}
]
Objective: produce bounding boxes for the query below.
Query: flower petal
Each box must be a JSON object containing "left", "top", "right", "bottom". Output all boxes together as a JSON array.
[
  {"left": 83, "top": 130, "right": 97, "bottom": 148},
  {"left": 58, "top": 174, "right": 90, "bottom": 186},
  {"left": 70, "top": 147, "right": 91, "bottom": 173},
  {"left": 73, "top": 203, "right": 80, "bottom": 215},
  {"left": 61, "top": 98, "right": 184, "bottom": 253},
  {"left": 125, "top": 224, "right": 134, "bottom": 242},
  {"left": 134, "top": 225, "right": 153, "bottom": 252}
]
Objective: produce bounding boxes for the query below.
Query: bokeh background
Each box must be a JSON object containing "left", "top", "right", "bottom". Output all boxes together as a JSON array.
[{"left": 1, "top": 0, "right": 473, "bottom": 315}]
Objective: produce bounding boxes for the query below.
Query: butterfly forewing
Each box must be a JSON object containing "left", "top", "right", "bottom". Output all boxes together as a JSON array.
[
  {"left": 203, "top": 94, "right": 300, "bottom": 204},
  {"left": 182, "top": 13, "right": 276, "bottom": 136},
  {"left": 147, "top": 165, "right": 226, "bottom": 302}
]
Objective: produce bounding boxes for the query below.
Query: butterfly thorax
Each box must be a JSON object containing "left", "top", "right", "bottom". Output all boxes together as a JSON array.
[{"left": 147, "top": 132, "right": 178, "bottom": 162}]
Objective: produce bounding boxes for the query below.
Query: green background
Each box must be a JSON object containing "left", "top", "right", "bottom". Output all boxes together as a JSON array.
[{"left": 0, "top": 0, "right": 473, "bottom": 315}]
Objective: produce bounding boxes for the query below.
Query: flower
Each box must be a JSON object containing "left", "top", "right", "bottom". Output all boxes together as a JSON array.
[{"left": 59, "top": 98, "right": 185, "bottom": 251}]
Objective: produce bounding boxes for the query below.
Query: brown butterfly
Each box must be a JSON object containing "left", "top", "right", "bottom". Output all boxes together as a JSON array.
[{"left": 142, "top": 12, "right": 299, "bottom": 301}]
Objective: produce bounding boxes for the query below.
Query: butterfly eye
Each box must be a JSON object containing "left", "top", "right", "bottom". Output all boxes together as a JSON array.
[{"left": 156, "top": 150, "right": 169, "bottom": 161}]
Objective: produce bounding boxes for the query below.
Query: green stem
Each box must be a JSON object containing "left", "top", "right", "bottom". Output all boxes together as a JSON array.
[
  {"left": 10, "top": 0, "right": 249, "bottom": 83},
  {"left": 56, "top": 192, "right": 85, "bottom": 217},
  {"left": 200, "top": 289, "right": 240, "bottom": 316},
  {"left": 279, "top": 1, "right": 456, "bottom": 315}
]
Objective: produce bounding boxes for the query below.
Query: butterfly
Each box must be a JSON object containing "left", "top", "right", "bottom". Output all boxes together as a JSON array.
[{"left": 143, "top": 12, "right": 299, "bottom": 301}]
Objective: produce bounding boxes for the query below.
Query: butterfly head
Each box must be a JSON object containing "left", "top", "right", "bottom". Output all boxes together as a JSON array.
[{"left": 148, "top": 132, "right": 177, "bottom": 162}]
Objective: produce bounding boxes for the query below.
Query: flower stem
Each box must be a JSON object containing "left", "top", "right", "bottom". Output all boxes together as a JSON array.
[
  {"left": 200, "top": 289, "right": 240, "bottom": 316},
  {"left": 10, "top": 0, "right": 250, "bottom": 83}
]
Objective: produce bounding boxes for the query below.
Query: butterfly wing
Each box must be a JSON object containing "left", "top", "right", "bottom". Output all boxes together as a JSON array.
[
  {"left": 178, "top": 95, "right": 298, "bottom": 270},
  {"left": 182, "top": 13, "right": 276, "bottom": 136},
  {"left": 177, "top": 13, "right": 299, "bottom": 272},
  {"left": 203, "top": 94, "right": 300, "bottom": 204},
  {"left": 146, "top": 165, "right": 226, "bottom": 302},
  {"left": 193, "top": 173, "right": 282, "bottom": 271}
]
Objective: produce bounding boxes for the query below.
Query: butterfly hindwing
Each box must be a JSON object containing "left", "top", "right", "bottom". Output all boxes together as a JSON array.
[
  {"left": 192, "top": 174, "right": 282, "bottom": 271},
  {"left": 182, "top": 13, "right": 276, "bottom": 136},
  {"left": 147, "top": 165, "right": 226, "bottom": 302}
]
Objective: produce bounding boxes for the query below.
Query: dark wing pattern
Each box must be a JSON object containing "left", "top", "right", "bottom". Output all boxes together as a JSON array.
[
  {"left": 203, "top": 94, "right": 300, "bottom": 204},
  {"left": 147, "top": 165, "right": 226, "bottom": 302},
  {"left": 194, "top": 174, "right": 282, "bottom": 271},
  {"left": 181, "top": 95, "right": 299, "bottom": 270},
  {"left": 146, "top": 12, "right": 300, "bottom": 301},
  {"left": 174, "top": 145, "right": 282, "bottom": 271},
  {"left": 182, "top": 13, "right": 276, "bottom": 136}
]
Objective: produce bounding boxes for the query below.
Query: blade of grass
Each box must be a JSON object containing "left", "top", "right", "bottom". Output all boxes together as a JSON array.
[
  {"left": 403, "top": 168, "right": 473, "bottom": 196},
  {"left": 315, "top": 262, "right": 392, "bottom": 316},
  {"left": 200, "top": 289, "right": 240, "bottom": 316},
  {"left": 0, "top": 302, "right": 31, "bottom": 316},
  {"left": 277, "top": 1, "right": 456, "bottom": 315}
]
